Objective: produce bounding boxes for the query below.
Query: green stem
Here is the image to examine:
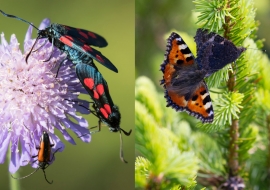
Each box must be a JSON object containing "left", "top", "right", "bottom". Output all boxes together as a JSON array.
[{"left": 8, "top": 145, "right": 21, "bottom": 190}]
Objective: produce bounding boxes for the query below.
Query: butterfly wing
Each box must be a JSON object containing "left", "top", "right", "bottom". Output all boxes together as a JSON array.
[
  {"left": 62, "top": 24, "right": 108, "bottom": 48},
  {"left": 195, "top": 28, "right": 246, "bottom": 75},
  {"left": 161, "top": 32, "right": 214, "bottom": 123},
  {"left": 75, "top": 63, "right": 114, "bottom": 120},
  {"left": 59, "top": 35, "right": 118, "bottom": 73}
]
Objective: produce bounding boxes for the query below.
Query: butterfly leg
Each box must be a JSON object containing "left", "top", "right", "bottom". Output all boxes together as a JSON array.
[
  {"left": 26, "top": 35, "right": 41, "bottom": 63},
  {"left": 32, "top": 40, "right": 47, "bottom": 53}
]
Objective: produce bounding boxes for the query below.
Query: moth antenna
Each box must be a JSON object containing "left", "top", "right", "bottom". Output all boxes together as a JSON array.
[
  {"left": 119, "top": 130, "right": 128, "bottom": 163},
  {"left": 0, "top": 10, "right": 39, "bottom": 30},
  {"left": 11, "top": 167, "right": 40, "bottom": 180},
  {"left": 245, "top": 47, "right": 266, "bottom": 52}
]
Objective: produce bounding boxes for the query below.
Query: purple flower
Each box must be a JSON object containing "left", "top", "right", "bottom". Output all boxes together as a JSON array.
[{"left": 0, "top": 19, "right": 91, "bottom": 173}]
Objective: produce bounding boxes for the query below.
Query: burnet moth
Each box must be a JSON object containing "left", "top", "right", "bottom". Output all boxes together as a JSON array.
[
  {"left": 11, "top": 131, "right": 61, "bottom": 184},
  {"left": 0, "top": 10, "right": 118, "bottom": 73},
  {"left": 75, "top": 64, "right": 132, "bottom": 163}
]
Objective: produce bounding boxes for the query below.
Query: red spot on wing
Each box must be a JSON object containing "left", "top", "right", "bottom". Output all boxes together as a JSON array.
[
  {"left": 59, "top": 35, "right": 73, "bottom": 47},
  {"left": 78, "top": 30, "right": 89, "bottom": 39},
  {"left": 96, "top": 55, "right": 104, "bottom": 63},
  {"left": 78, "top": 38, "right": 85, "bottom": 43},
  {"left": 65, "top": 26, "right": 71, "bottom": 30},
  {"left": 84, "top": 78, "right": 94, "bottom": 89},
  {"left": 104, "top": 104, "right": 111, "bottom": 114},
  {"left": 100, "top": 108, "right": 108, "bottom": 118},
  {"left": 93, "top": 90, "right": 99, "bottom": 99},
  {"left": 96, "top": 84, "right": 104, "bottom": 95},
  {"left": 88, "top": 32, "right": 96, "bottom": 38},
  {"left": 82, "top": 44, "right": 93, "bottom": 52}
]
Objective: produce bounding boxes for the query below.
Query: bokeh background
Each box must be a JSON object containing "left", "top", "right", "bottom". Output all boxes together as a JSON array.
[
  {"left": 136, "top": 0, "right": 270, "bottom": 82},
  {"left": 0, "top": 0, "right": 134, "bottom": 189}
]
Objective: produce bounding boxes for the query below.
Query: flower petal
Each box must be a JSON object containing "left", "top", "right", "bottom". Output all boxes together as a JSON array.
[
  {"left": 9, "top": 137, "right": 20, "bottom": 173},
  {"left": 39, "top": 18, "right": 50, "bottom": 30},
  {"left": 0, "top": 132, "right": 11, "bottom": 163}
]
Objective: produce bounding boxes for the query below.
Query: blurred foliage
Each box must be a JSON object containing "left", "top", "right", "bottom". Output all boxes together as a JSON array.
[{"left": 136, "top": 0, "right": 270, "bottom": 189}]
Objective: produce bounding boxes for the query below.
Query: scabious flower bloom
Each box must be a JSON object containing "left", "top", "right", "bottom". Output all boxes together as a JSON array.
[{"left": 0, "top": 19, "right": 91, "bottom": 173}]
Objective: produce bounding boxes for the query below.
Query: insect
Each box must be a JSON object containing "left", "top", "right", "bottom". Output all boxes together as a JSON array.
[
  {"left": 11, "top": 131, "right": 61, "bottom": 184},
  {"left": 0, "top": 10, "right": 118, "bottom": 73},
  {"left": 160, "top": 29, "right": 246, "bottom": 123},
  {"left": 75, "top": 63, "right": 132, "bottom": 163}
]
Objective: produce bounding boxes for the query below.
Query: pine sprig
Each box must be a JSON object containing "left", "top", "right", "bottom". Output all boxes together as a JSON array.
[
  {"left": 194, "top": 0, "right": 232, "bottom": 32},
  {"left": 135, "top": 76, "right": 163, "bottom": 124},
  {"left": 135, "top": 77, "right": 199, "bottom": 188}
]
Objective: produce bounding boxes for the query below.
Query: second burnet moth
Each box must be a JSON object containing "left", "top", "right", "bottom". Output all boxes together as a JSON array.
[
  {"left": 0, "top": 10, "right": 118, "bottom": 73},
  {"left": 11, "top": 131, "right": 61, "bottom": 184},
  {"left": 75, "top": 63, "right": 132, "bottom": 163}
]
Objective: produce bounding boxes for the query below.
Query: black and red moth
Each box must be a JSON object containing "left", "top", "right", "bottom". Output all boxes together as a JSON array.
[
  {"left": 76, "top": 63, "right": 132, "bottom": 163},
  {"left": 0, "top": 10, "right": 118, "bottom": 73}
]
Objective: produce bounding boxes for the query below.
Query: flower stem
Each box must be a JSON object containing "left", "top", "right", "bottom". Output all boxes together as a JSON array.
[{"left": 8, "top": 146, "right": 21, "bottom": 190}]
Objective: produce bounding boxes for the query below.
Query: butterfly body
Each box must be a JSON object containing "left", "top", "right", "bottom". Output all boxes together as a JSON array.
[{"left": 161, "top": 29, "right": 246, "bottom": 123}]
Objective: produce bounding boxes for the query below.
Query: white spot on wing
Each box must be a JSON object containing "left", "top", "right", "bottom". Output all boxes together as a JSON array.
[
  {"left": 204, "top": 102, "right": 212, "bottom": 109},
  {"left": 201, "top": 92, "right": 209, "bottom": 99},
  {"left": 184, "top": 53, "right": 192, "bottom": 58},
  {"left": 179, "top": 44, "right": 187, "bottom": 50}
]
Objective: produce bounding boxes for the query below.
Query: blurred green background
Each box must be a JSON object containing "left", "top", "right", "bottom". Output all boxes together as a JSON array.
[
  {"left": 0, "top": 0, "right": 134, "bottom": 189},
  {"left": 136, "top": 0, "right": 270, "bottom": 83}
]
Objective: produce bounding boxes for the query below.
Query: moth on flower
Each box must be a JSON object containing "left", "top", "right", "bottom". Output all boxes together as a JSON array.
[{"left": 0, "top": 19, "right": 91, "bottom": 174}]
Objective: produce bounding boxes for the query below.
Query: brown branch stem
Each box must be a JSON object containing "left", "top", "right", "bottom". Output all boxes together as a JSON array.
[
  {"left": 228, "top": 119, "right": 239, "bottom": 176},
  {"left": 224, "top": 0, "right": 240, "bottom": 177}
]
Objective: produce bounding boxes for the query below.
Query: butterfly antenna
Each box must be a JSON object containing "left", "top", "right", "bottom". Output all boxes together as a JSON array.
[
  {"left": 119, "top": 130, "right": 128, "bottom": 163},
  {"left": 42, "top": 169, "right": 53, "bottom": 184},
  {"left": 0, "top": 10, "right": 39, "bottom": 30},
  {"left": 11, "top": 167, "right": 40, "bottom": 180}
]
